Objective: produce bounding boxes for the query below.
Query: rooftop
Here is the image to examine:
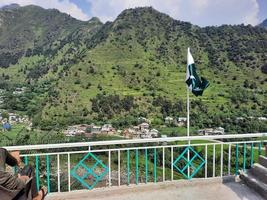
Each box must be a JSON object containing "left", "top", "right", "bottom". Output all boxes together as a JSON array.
[{"left": 47, "top": 178, "right": 263, "bottom": 200}]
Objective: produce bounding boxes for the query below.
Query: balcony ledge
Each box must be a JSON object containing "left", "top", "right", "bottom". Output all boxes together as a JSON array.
[{"left": 46, "top": 177, "right": 264, "bottom": 200}]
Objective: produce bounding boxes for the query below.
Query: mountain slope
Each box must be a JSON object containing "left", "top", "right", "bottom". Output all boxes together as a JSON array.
[
  {"left": 0, "top": 4, "right": 88, "bottom": 67},
  {"left": 0, "top": 5, "right": 266, "bottom": 133}
]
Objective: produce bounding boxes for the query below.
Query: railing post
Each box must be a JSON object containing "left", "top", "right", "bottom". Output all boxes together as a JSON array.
[
  {"left": 171, "top": 146, "right": 173, "bottom": 181},
  {"left": 24, "top": 156, "right": 28, "bottom": 165},
  {"left": 187, "top": 144, "right": 190, "bottom": 179},
  {"left": 145, "top": 149, "right": 148, "bottom": 183},
  {"left": 162, "top": 147, "right": 165, "bottom": 182},
  {"left": 35, "top": 155, "right": 40, "bottom": 191},
  {"left": 135, "top": 149, "right": 139, "bottom": 185},
  {"left": 127, "top": 150, "right": 130, "bottom": 185},
  {"left": 235, "top": 144, "right": 239, "bottom": 176},
  {"left": 67, "top": 153, "right": 70, "bottom": 192},
  {"left": 259, "top": 142, "right": 262, "bottom": 157},
  {"left": 46, "top": 155, "right": 51, "bottom": 193},
  {"left": 215, "top": 144, "right": 216, "bottom": 177},
  {"left": 145, "top": 148, "right": 148, "bottom": 184},
  {"left": 205, "top": 145, "right": 207, "bottom": 178},
  {"left": 250, "top": 143, "right": 254, "bottom": 168},
  {"left": 108, "top": 150, "right": 111, "bottom": 187},
  {"left": 118, "top": 150, "right": 121, "bottom": 186},
  {"left": 220, "top": 144, "right": 223, "bottom": 177},
  {"left": 228, "top": 144, "right": 231, "bottom": 175},
  {"left": 243, "top": 143, "right": 246, "bottom": 172},
  {"left": 154, "top": 148, "right": 157, "bottom": 183},
  {"left": 57, "top": 154, "right": 60, "bottom": 192}
]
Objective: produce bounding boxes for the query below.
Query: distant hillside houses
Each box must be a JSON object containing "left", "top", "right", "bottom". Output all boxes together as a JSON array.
[
  {"left": 138, "top": 117, "right": 151, "bottom": 124},
  {"left": 64, "top": 122, "right": 159, "bottom": 139},
  {"left": 0, "top": 112, "right": 29, "bottom": 124},
  {"left": 198, "top": 127, "right": 225, "bottom": 135},
  {"left": 64, "top": 123, "right": 116, "bottom": 137},
  {"left": 164, "top": 116, "right": 187, "bottom": 127},
  {"left": 236, "top": 116, "right": 267, "bottom": 121},
  {"left": 0, "top": 112, "right": 29, "bottom": 131},
  {"left": 13, "top": 87, "right": 27, "bottom": 95},
  {"left": 123, "top": 123, "right": 159, "bottom": 139},
  {"left": 258, "top": 117, "right": 267, "bottom": 121}
]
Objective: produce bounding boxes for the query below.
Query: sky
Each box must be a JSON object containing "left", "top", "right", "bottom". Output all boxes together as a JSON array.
[{"left": 0, "top": 0, "right": 266, "bottom": 26}]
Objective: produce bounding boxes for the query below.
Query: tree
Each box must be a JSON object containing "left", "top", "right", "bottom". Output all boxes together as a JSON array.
[
  {"left": 243, "top": 80, "right": 249, "bottom": 88},
  {"left": 1, "top": 111, "right": 9, "bottom": 119},
  {"left": 261, "top": 64, "right": 267, "bottom": 74}
]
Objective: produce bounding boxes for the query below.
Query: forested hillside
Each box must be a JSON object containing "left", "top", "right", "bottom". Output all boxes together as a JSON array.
[{"left": 0, "top": 5, "right": 266, "bottom": 133}]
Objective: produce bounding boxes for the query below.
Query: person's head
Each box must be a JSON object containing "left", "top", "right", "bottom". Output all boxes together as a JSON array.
[{"left": 10, "top": 150, "right": 21, "bottom": 166}]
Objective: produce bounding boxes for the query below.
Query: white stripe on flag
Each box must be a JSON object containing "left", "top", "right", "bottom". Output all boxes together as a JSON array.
[{"left": 186, "top": 48, "right": 194, "bottom": 81}]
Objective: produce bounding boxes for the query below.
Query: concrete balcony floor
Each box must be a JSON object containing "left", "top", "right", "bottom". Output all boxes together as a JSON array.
[{"left": 46, "top": 177, "right": 264, "bottom": 200}]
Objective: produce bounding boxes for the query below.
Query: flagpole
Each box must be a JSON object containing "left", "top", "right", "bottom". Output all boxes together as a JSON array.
[
  {"left": 187, "top": 48, "right": 190, "bottom": 179},
  {"left": 187, "top": 88, "right": 190, "bottom": 139},
  {"left": 187, "top": 84, "right": 190, "bottom": 178}
]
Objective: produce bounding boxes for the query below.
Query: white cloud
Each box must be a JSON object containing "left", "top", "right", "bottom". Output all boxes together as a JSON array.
[
  {"left": 0, "top": 0, "right": 89, "bottom": 21},
  {"left": 86, "top": 0, "right": 260, "bottom": 26}
]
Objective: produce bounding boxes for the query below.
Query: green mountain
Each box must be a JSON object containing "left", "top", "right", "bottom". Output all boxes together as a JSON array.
[{"left": 0, "top": 5, "right": 266, "bottom": 133}]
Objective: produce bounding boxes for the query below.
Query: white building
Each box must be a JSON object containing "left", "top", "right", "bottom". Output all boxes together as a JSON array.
[
  {"left": 9, "top": 113, "right": 17, "bottom": 124},
  {"left": 64, "top": 124, "right": 88, "bottom": 137},
  {"left": 139, "top": 122, "right": 149, "bottom": 130},
  {"left": 91, "top": 125, "right": 101, "bottom": 134},
  {"left": 13, "top": 87, "right": 26, "bottom": 95},
  {"left": 198, "top": 127, "right": 225, "bottom": 136},
  {"left": 165, "top": 117, "right": 174, "bottom": 124},
  {"left": 177, "top": 117, "right": 187, "bottom": 127},
  {"left": 101, "top": 124, "right": 115, "bottom": 134},
  {"left": 258, "top": 117, "right": 267, "bottom": 121},
  {"left": 149, "top": 129, "right": 159, "bottom": 138}
]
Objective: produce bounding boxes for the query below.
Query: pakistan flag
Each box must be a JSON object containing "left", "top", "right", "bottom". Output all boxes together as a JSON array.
[{"left": 186, "top": 48, "right": 210, "bottom": 96}]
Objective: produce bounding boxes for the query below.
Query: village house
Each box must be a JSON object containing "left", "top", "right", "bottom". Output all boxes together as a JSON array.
[
  {"left": 258, "top": 117, "right": 267, "bottom": 121},
  {"left": 122, "top": 128, "right": 136, "bottom": 139},
  {"left": 165, "top": 117, "right": 174, "bottom": 124},
  {"left": 177, "top": 117, "right": 187, "bottom": 127},
  {"left": 149, "top": 129, "right": 159, "bottom": 137},
  {"left": 64, "top": 123, "right": 117, "bottom": 138},
  {"left": 140, "top": 129, "right": 151, "bottom": 139},
  {"left": 101, "top": 124, "right": 116, "bottom": 134},
  {"left": 138, "top": 117, "right": 150, "bottom": 123},
  {"left": 8, "top": 113, "right": 17, "bottom": 123},
  {"left": 13, "top": 87, "right": 26, "bottom": 95},
  {"left": 90, "top": 124, "right": 101, "bottom": 134},
  {"left": 139, "top": 128, "right": 159, "bottom": 139},
  {"left": 139, "top": 122, "right": 149, "bottom": 130},
  {"left": 64, "top": 124, "right": 87, "bottom": 137},
  {"left": 131, "top": 125, "right": 139, "bottom": 131},
  {"left": 0, "top": 112, "right": 30, "bottom": 126},
  {"left": 198, "top": 127, "right": 225, "bottom": 136},
  {"left": 236, "top": 117, "right": 244, "bottom": 121},
  {"left": 123, "top": 126, "right": 159, "bottom": 139},
  {"left": 164, "top": 117, "right": 187, "bottom": 127}
]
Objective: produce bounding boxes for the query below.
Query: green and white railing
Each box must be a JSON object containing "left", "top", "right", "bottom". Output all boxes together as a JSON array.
[{"left": 4, "top": 133, "right": 267, "bottom": 193}]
